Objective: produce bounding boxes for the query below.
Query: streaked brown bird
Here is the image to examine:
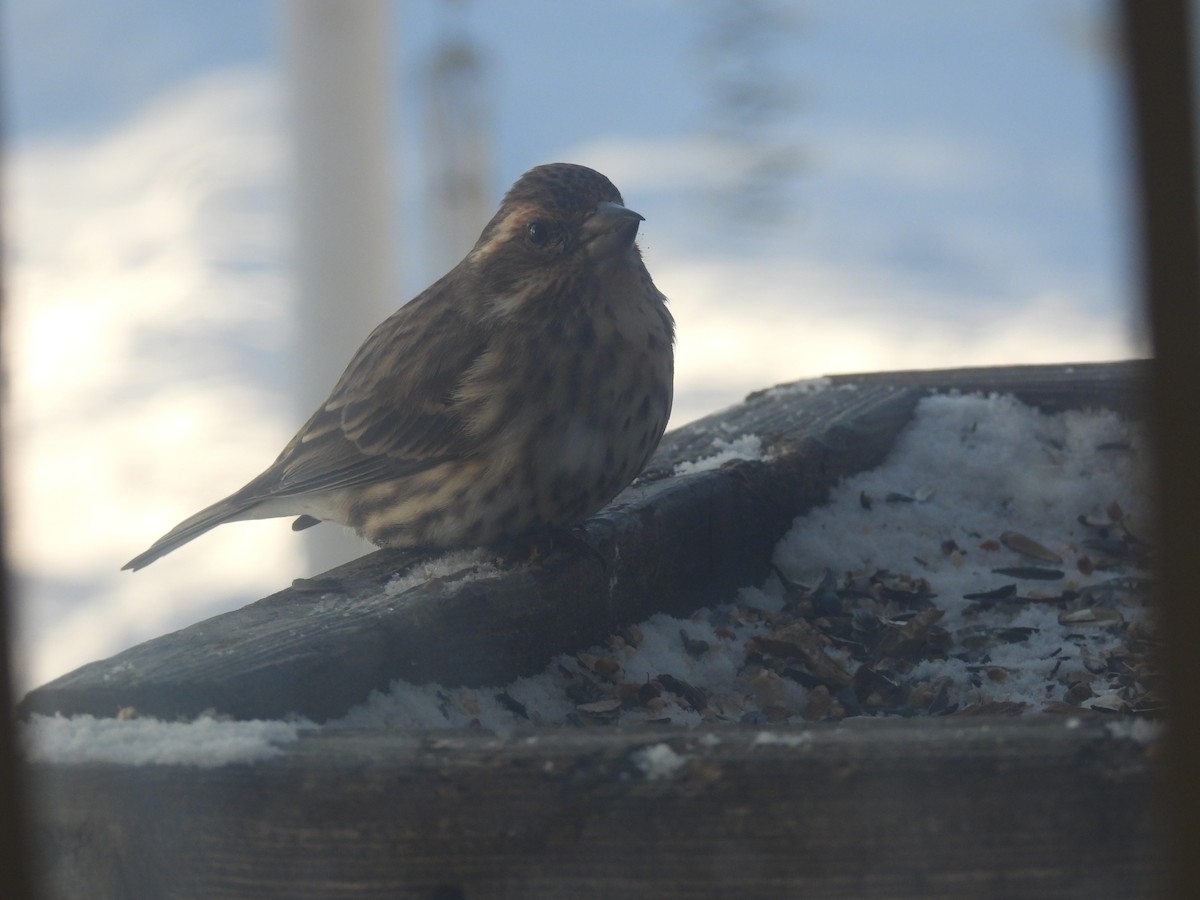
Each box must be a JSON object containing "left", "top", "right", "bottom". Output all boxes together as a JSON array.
[{"left": 124, "top": 163, "right": 674, "bottom": 571}]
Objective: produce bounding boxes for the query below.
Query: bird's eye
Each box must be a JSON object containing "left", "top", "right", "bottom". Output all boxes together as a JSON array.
[{"left": 527, "top": 221, "right": 551, "bottom": 245}]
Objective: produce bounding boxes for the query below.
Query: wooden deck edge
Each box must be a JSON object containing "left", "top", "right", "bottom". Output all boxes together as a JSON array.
[{"left": 27, "top": 715, "right": 1164, "bottom": 899}]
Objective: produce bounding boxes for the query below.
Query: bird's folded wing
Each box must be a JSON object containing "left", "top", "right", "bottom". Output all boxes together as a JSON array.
[{"left": 260, "top": 297, "right": 490, "bottom": 498}]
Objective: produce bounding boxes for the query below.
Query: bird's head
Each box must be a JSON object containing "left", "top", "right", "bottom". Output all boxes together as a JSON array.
[{"left": 466, "top": 163, "right": 646, "bottom": 309}]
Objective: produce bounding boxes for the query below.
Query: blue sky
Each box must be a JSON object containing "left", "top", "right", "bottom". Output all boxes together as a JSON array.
[
  {"left": 6, "top": 1, "right": 1131, "bottom": 316},
  {"left": 3, "top": 0, "right": 1139, "bottom": 689},
  {"left": 6, "top": 1, "right": 1129, "bottom": 271}
]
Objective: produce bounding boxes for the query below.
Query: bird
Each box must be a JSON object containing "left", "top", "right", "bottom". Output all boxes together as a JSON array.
[{"left": 123, "top": 163, "right": 675, "bottom": 572}]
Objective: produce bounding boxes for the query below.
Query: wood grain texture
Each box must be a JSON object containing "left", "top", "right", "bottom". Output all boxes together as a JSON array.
[{"left": 29, "top": 717, "right": 1162, "bottom": 900}]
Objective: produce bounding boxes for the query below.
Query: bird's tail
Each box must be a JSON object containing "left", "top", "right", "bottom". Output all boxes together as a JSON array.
[{"left": 121, "top": 494, "right": 262, "bottom": 571}]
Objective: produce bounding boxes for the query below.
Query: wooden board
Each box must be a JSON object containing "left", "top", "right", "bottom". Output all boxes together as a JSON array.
[
  {"left": 29, "top": 717, "right": 1162, "bottom": 900},
  {"left": 21, "top": 362, "right": 1161, "bottom": 899},
  {"left": 825, "top": 359, "right": 1150, "bottom": 417},
  {"left": 18, "top": 361, "right": 1148, "bottom": 724},
  {"left": 21, "top": 381, "right": 923, "bottom": 722}
]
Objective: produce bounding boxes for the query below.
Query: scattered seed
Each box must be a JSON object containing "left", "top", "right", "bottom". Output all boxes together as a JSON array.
[
  {"left": 577, "top": 698, "right": 623, "bottom": 715},
  {"left": 1089, "top": 692, "right": 1128, "bottom": 713},
  {"left": 1000, "top": 530, "right": 1064, "bottom": 564},
  {"left": 1063, "top": 681, "right": 1094, "bottom": 705},
  {"left": 991, "top": 566, "right": 1065, "bottom": 580},
  {"left": 656, "top": 674, "right": 708, "bottom": 711},
  {"left": 494, "top": 692, "right": 529, "bottom": 719},
  {"left": 679, "top": 630, "right": 710, "bottom": 660},
  {"left": 592, "top": 657, "right": 622, "bottom": 681},
  {"left": 963, "top": 584, "right": 1018, "bottom": 602}
]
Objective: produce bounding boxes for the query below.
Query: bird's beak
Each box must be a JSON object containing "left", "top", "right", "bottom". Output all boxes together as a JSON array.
[{"left": 581, "top": 200, "right": 644, "bottom": 252}]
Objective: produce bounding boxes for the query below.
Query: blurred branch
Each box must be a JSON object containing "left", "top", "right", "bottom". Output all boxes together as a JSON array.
[
  {"left": 691, "top": 0, "right": 806, "bottom": 224},
  {"left": 421, "top": 0, "right": 493, "bottom": 277}
]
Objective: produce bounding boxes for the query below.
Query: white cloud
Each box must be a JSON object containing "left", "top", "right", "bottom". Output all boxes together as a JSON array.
[
  {"left": 563, "top": 129, "right": 1140, "bottom": 425},
  {"left": 660, "top": 249, "right": 1139, "bottom": 426},
  {"left": 6, "top": 70, "right": 304, "bottom": 689},
  {"left": 812, "top": 124, "right": 1009, "bottom": 193}
]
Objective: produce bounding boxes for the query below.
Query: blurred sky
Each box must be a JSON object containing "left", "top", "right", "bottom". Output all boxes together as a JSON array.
[{"left": 2, "top": 0, "right": 1140, "bottom": 691}]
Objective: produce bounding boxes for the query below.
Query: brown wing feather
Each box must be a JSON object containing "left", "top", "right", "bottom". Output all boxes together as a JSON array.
[{"left": 255, "top": 280, "right": 489, "bottom": 499}]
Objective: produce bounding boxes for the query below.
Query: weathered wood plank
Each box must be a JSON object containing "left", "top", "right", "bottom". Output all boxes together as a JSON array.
[
  {"left": 21, "top": 379, "right": 923, "bottom": 722},
  {"left": 29, "top": 717, "right": 1162, "bottom": 900},
  {"left": 22, "top": 362, "right": 1160, "bottom": 899},
  {"left": 19, "top": 361, "right": 1148, "bottom": 724},
  {"left": 825, "top": 359, "right": 1151, "bottom": 417}
]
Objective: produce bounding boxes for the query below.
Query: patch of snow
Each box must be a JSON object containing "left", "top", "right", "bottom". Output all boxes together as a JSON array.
[
  {"left": 332, "top": 391, "right": 1153, "bottom": 730},
  {"left": 674, "top": 434, "right": 766, "bottom": 475},
  {"left": 752, "top": 731, "right": 814, "bottom": 747},
  {"left": 761, "top": 377, "right": 835, "bottom": 398},
  {"left": 770, "top": 391, "right": 1151, "bottom": 713},
  {"left": 630, "top": 742, "right": 689, "bottom": 779},
  {"left": 383, "top": 549, "right": 503, "bottom": 597},
  {"left": 1105, "top": 718, "right": 1162, "bottom": 744},
  {"left": 22, "top": 714, "right": 306, "bottom": 768}
]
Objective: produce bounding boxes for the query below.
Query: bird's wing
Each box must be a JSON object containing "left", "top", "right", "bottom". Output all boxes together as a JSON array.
[
  {"left": 260, "top": 292, "right": 490, "bottom": 498},
  {"left": 123, "top": 295, "right": 490, "bottom": 570}
]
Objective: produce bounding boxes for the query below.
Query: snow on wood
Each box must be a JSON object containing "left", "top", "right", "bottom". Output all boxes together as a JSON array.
[
  {"left": 21, "top": 362, "right": 1161, "bottom": 899},
  {"left": 20, "top": 372, "right": 925, "bottom": 722}
]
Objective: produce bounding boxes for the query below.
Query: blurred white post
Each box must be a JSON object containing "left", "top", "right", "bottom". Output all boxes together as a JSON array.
[
  {"left": 281, "top": 0, "right": 396, "bottom": 574},
  {"left": 422, "top": 27, "right": 492, "bottom": 278}
]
